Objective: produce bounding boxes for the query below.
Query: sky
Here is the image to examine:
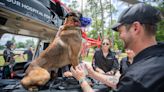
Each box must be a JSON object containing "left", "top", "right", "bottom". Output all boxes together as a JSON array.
[
  {"left": 0, "top": 34, "right": 38, "bottom": 46},
  {"left": 60, "top": 0, "right": 129, "bottom": 30},
  {"left": 61, "top": 0, "right": 129, "bottom": 20},
  {"left": 0, "top": 0, "right": 159, "bottom": 47},
  {"left": 0, "top": 0, "right": 129, "bottom": 46}
]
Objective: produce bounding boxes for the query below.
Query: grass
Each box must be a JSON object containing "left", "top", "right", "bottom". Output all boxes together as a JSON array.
[
  {"left": 0, "top": 55, "right": 27, "bottom": 66},
  {"left": 82, "top": 48, "right": 94, "bottom": 64},
  {"left": 82, "top": 53, "right": 93, "bottom": 62},
  {"left": 0, "top": 49, "right": 127, "bottom": 66},
  {"left": 82, "top": 49, "right": 127, "bottom": 64}
]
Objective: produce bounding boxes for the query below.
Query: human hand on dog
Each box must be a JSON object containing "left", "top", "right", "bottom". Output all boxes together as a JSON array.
[
  {"left": 70, "top": 63, "right": 87, "bottom": 81},
  {"left": 85, "top": 64, "right": 96, "bottom": 77},
  {"left": 70, "top": 63, "right": 97, "bottom": 80},
  {"left": 63, "top": 71, "right": 73, "bottom": 77}
]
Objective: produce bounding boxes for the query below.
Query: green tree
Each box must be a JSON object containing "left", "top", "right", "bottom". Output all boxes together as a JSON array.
[
  {"left": 156, "top": 0, "right": 164, "bottom": 41},
  {"left": 157, "top": 19, "right": 164, "bottom": 41},
  {"left": 11, "top": 36, "right": 16, "bottom": 43},
  {"left": 84, "top": 0, "right": 116, "bottom": 37},
  {"left": 114, "top": 32, "right": 124, "bottom": 51},
  {"left": 17, "top": 42, "right": 25, "bottom": 48},
  {"left": 139, "top": 0, "right": 164, "bottom": 41},
  {"left": 68, "top": 0, "right": 78, "bottom": 11},
  {"left": 0, "top": 45, "right": 5, "bottom": 50},
  {"left": 25, "top": 39, "right": 34, "bottom": 48}
]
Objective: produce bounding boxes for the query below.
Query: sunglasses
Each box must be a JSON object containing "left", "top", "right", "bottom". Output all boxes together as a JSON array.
[{"left": 102, "top": 43, "right": 109, "bottom": 46}]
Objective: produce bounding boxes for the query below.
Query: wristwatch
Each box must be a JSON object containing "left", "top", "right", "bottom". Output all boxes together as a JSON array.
[{"left": 78, "top": 78, "right": 86, "bottom": 84}]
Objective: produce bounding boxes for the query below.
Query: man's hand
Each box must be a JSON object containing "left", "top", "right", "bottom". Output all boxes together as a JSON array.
[
  {"left": 70, "top": 64, "right": 86, "bottom": 81},
  {"left": 95, "top": 67, "right": 105, "bottom": 74},
  {"left": 126, "top": 49, "right": 135, "bottom": 64},
  {"left": 63, "top": 71, "right": 73, "bottom": 77},
  {"left": 85, "top": 64, "right": 96, "bottom": 77},
  {"left": 106, "top": 71, "right": 115, "bottom": 75}
]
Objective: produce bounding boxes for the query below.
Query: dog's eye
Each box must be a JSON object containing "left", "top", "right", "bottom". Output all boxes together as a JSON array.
[{"left": 73, "top": 17, "right": 80, "bottom": 22}]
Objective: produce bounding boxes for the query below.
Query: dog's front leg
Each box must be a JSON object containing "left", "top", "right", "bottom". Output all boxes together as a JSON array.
[{"left": 68, "top": 46, "right": 79, "bottom": 68}]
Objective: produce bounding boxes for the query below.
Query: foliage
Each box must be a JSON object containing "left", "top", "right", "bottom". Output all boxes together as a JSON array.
[
  {"left": 156, "top": 0, "right": 164, "bottom": 42},
  {"left": 113, "top": 32, "right": 124, "bottom": 51},
  {"left": 16, "top": 42, "right": 25, "bottom": 48},
  {"left": 3, "top": 39, "right": 35, "bottom": 49},
  {"left": 84, "top": 0, "right": 116, "bottom": 36},
  {"left": 0, "top": 45, "right": 5, "bottom": 50},
  {"left": 11, "top": 36, "right": 16, "bottom": 43},
  {"left": 157, "top": 19, "right": 164, "bottom": 41},
  {"left": 25, "top": 39, "right": 35, "bottom": 48},
  {"left": 0, "top": 55, "right": 27, "bottom": 66},
  {"left": 68, "top": 0, "right": 78, "bottom": 11},
  {"left": 68, "top": 0, "right": 164, "bottom": 51},
  {"left": 144, "top": 0, "right": 164, "bottom": 42}
]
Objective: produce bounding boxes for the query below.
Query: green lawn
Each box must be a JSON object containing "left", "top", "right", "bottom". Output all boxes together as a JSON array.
[
  {"left": 0, "top": 51, "right": 127, "bottom": 66},
  {"left": 0, "top": 55, "right": 27, "bottom": 66},
  {"left": 83, "top": 52, "right": 93, "bottom": 62},
  {"left": 82, "top": 51, "right": 127, "bottom": 64}
]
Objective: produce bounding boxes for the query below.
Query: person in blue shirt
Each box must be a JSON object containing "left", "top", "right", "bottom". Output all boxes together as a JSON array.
[{"left": 21, "top": 46, "right": 34, "bottom": 62}]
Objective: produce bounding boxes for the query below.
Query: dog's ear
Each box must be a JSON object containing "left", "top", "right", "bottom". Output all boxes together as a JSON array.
[
  {"left": 65, "top": 12, "right": 82, "bottom": 19},
  {"left": 63, "top": 12, "right": 81, "bottom": 26}
]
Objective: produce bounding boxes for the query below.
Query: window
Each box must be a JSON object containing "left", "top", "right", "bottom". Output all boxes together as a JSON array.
[{"left": 0, "top": 33, "right": 39, "bottom": 65}]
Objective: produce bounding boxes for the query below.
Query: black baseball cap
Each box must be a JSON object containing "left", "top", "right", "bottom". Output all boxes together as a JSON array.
[
  {"left": 111, "top": 3, "right": 162, "bottom": 31},
  {"left": 5, "top": 41, "right": 14, "bottom": 48}
]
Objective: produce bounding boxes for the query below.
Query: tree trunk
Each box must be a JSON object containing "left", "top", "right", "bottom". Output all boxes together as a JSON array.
[{"left": 99, "top": 0, "right": 104, "bottom": 38}]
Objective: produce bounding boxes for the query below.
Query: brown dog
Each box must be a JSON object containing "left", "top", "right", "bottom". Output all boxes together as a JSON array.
[{"left": 21, "top": 12, "right": 82, "bottom": 90}]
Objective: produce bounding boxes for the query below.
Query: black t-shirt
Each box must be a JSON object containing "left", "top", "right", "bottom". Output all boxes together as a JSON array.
[
  {"left": 92, "top": 48, "right": 119, "bottom": 73},
  {"left": 23, "top": 50, "right": 33, "bottom": 61},
  {"left": 116, "top": 43, "right": 164, "bottom": 92},
  {"left": 120, "top": 57, "right": 131, "bottom": 74},
  {"left": 3, "top": 48, "right": 15, "bottom": 63}
]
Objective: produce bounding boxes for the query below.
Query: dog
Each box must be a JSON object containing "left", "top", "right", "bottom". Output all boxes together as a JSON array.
[{"left": 21, "top": 12, "right": 82, "bottom": 91}]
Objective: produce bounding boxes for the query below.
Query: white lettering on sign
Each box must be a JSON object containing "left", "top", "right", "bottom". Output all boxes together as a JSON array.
[
  {"left": 6, "top": 0, "right": 51, "bottom": 20},
  {"left": 21, "top": 3, "right": 43, "bottom": 16},
  {"left": 44, "top": 13, "right": 51, "bottom": 19},
  {"left": 7, "top": 0, "right": 21, "bottom": 6}
]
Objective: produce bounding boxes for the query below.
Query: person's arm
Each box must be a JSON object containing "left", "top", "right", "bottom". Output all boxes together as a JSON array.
[
  {"left": 119, "top": 58, "right": 124, "bottom": 74},
  {"left": 95, "top": 67, "right": 105, "bottom": 74},
  {"left": 79, "top": 78, "right": 94, "bottom": 92},
  {"left": 91, "top": 52, "right": 96, "bottom": 69},
  {"left": 106, "top": 57, "right": 119, "bottom": 75},
  {"left": 112, "top": 55, "right": 120, "bottom": 74},
  {"left": 91, "top": 70, "right": 118, "bottom": 89},
  {"left": 126, "top": 49, "right": 135, "bottom": 64},
  {"left": 92, "top": 51, "right": 105, "bottom": 74},
  {"left": 20, "top": 51, "right": 27, "bottom": 60},
  {"left": 71, "top": 63, "right": 120, "bottom": 90},
  {"left": 13, "top": 55, "right": 19, "bottom": 59},
  {"left": 63, "top": 65, "right": 73, "bottom": 77},
  {"left": 70, "top": 64, "right": 94, "bottom": 92},
  {"left": 92, "top": 58, "right": 105, "bottom": 74},
  {"left": 63, "top": 71, "right": 72, "bottom": 77},
  {"left": 86, "top": 64, "right": 120, "bottom": 89}
]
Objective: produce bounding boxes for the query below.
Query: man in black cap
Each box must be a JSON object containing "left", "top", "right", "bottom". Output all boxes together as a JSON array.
[
  {"left": 2, "top": 41, "right": 16, "bottom": 78},
  {"left": 70, "top": 3, "right": 164, "bottom": 92},
  {"left": 3, "top": 41, "right": 16, "bottom": 63}
]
